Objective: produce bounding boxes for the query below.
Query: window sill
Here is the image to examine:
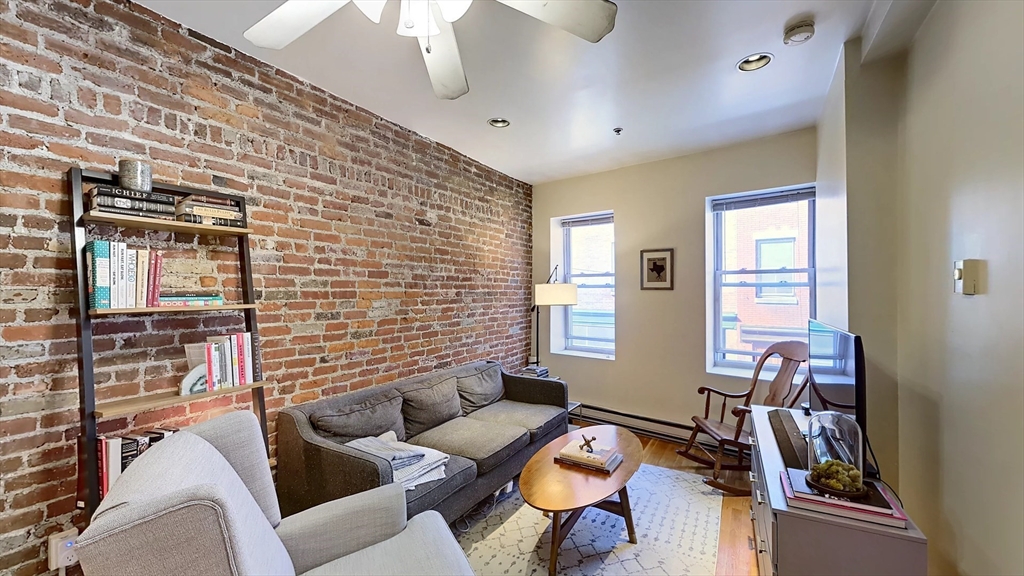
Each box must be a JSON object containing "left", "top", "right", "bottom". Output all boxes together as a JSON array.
[
  {"left": 707, "top": 364, "right": 806, "bottom": 381},
  {"left": 553, "top": 349, "right": 615, "bottom": 361}
]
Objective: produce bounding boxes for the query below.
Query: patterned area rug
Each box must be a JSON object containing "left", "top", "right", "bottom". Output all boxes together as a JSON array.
[{"left": 455, "top": 464, "right": 722, "bottom": 575}]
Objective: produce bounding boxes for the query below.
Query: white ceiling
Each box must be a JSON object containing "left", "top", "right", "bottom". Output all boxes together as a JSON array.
[{"left": 137, "top": 0, "right": 873, "bottom": 184}]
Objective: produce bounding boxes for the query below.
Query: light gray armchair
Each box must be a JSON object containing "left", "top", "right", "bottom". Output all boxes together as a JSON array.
[{"left": 75, "top": 411, "right": 474, "bottom": 576}]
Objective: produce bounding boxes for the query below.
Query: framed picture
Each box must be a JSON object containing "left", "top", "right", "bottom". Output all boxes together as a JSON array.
[{"left": 640, "top": 248, "right": 674, "bottom": 290}]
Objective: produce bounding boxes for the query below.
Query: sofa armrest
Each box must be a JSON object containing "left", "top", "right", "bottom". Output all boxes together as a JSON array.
[
  {"left": 501, "top": 371, "right": 568, "bottom": 409},
  {"left": 275, "top": 408, "right": 393, "bottom": 517},
  {"left": 276, "top": 483, "right": 407, "bottom": 574}
]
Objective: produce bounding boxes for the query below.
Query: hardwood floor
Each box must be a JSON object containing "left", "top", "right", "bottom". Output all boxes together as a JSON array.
[{"left": 577, "top": 423, "right": 758, "bottom": 575}]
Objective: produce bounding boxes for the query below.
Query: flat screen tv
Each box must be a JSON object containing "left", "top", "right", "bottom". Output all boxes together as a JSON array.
[{"left": 807, "top": 319, "right": 867, "bottom": 435}]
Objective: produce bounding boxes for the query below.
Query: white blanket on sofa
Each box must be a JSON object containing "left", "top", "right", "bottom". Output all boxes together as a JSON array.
[{"left": 347, "top": 431, "right": 448, "bottom": 490}]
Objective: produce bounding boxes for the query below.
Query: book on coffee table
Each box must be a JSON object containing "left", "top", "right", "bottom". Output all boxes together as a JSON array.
[
  {"left": 558, "top": 440, "right": 618, "bottom": 467},
  {"left": 555, "top": 452, "right": 623, "bottom": 474}
]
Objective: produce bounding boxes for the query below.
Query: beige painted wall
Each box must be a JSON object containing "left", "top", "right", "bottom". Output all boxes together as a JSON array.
[
  {"left": 532, "top": 128, "right": 816, "bottom": 425},
  {"left": 815, "top": 46, "right": 850, "bottom": 329},
  {"left": 814, "top": 38, "right": 904, "bottom": 486},
  {"left": 898, "top": 1, "right": 1024, "bottom": 573},
  {"left": 844, "top": 40, "right": 905, "bottom": 489}
]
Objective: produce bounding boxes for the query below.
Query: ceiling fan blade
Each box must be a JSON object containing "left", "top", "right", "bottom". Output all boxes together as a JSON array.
[
  {"left": 243, "top": 0, "right": 351, "bottom": 50},
  {"left": 416, "top": 5, "right": 469, "bottom": 100},
  {"left": 352, "top": 0, "right": 387, "bottom": 23},
  {"left": 496, "top": 0, "right": 617, "bottom": 43}
]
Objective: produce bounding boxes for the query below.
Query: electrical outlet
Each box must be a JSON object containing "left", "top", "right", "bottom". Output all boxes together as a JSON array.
[{"left": 48, "top": 528, "right": 79, "bottom": 570}]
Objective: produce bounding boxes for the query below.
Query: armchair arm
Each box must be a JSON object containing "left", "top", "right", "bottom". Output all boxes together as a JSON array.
[
  {"left": 501, "top": 370, "right": 568, "bottom": 409},
  {"left": 276, "top": 483, "right": 407, "bottom": 574},
  {"left": 275, "top": 409, "right": 393, "bottom": 517},
  {"left": 697, "top": 386, "right": 752, "bottom": 399}
]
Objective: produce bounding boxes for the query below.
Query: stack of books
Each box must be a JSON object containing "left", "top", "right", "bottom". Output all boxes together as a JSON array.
[
  {"left": 556, "top": 438, "right": 623, "bottom": 473},
  {"left": 522, "top": 366, "right": 549, "bottom": 378},
  {"left": 183, "top": 333, "right": 258, "bottom": 391},
  {"left": 175, "top": 194, "right": 245, "bottom": 228},
  {"left": 781, "top": 468, "right": 910, "bottom": 528},
  {"left": 84, "top": 240, "right": 164, "bottom": 309},
  {"left": 86, "top": 184, "right": 177, "bottom": 221},
  {"left": 96, "top": 429, "right": 177, "bottom": 498}
]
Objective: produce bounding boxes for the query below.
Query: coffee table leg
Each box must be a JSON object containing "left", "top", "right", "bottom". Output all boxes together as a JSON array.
[
  {"left": 619, "top": 486, "right": 637, "bottom": 544},
  {"left": 549, "top": 511, "right": 561, "bottom": 576}
]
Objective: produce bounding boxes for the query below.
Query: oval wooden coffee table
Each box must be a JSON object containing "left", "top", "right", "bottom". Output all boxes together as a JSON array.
[{"left": 520, "top": 425, "right": 643, "bottom": 576}]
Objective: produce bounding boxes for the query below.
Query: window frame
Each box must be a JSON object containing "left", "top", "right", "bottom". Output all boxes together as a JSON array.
[
  {"left": 710, "top": 189, "right": 816, "bottom": 369},
  {"left": 754, "top": 237, "right": 797, "bottom": 299},
  {"left": 562, "top": 214, "right": 615, "bottom": 355}
]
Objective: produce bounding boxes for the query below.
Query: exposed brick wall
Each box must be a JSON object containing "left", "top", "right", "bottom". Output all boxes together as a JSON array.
[{"left": 0, "top": 0, "right": 533, "bottom": 573}]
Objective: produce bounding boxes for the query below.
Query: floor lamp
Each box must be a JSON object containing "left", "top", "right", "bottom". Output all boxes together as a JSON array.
[{"left": 532, "top": 266, "right": 578, "bottom": 367}]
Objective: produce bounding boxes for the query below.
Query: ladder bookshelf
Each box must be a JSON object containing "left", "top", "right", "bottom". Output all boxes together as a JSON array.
[{"left": 69, "top": 168, "right": 269, "bottom": 515}]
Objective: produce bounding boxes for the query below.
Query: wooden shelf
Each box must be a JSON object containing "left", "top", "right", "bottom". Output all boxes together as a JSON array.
[
  {"left": 82, "top": 211, "right": 252, "bottom": 236},
  {"left": 95, "top": 382, "right": 267, "bottom": 418},
  {"left": 89, "top": 304, "right": 257, "bottom": 317}
]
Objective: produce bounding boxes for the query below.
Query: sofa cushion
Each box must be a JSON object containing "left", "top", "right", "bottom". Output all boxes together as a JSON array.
[
  {"left": 405, "top": 454, "right": 476, "bottom": 516},
  {"left": 308, "top": 388, "right": 405, "bottom": 442},
  {"left": 407, "top": 417, "right": 529, "bottom": 475},
  {"left": 398, "top": 375, "right": 461, "bottom": 438},
  {"left": 456, "top": 363, "right": 504, "bottom": 415},
  {"left": 301, "top": 511, "right": 473, "bottom": 576},
  {"left": 466, "top": 399, "right": 567, "bottom": 442}
]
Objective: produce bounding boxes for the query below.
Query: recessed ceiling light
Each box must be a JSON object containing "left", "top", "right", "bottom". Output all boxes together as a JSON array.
[
  {"left": 488, "top": 118, "right": 511, "bottom": 128},
  {"left": 737, "top": 53, "right": 773, "bottom": 72}
]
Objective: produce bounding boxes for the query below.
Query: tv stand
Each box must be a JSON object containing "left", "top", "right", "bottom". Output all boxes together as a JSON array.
[{"left": 750, "top": 406, "right": 927, "bottom": 575}]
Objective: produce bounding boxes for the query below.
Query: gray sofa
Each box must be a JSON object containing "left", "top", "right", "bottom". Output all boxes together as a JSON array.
[
  {"left": 75, "top": 411, "right": 473, "bottom": 576},
  {"left": 277, "top": 360, "right": 568, "bottom": 523}
]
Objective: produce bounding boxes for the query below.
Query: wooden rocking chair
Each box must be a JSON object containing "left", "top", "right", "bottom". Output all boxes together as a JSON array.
[{"left": 677, "top": 341, "right": 809, "bottom": 496}]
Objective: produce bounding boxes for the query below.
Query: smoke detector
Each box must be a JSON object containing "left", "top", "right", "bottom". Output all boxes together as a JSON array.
[{"left": 783, "top": 20, "right": 815, "bottom": 45}]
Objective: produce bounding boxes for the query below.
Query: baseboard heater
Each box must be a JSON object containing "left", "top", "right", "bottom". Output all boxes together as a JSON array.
[{"left": 575, "top": 403, "right": 744, "bottom": 458}]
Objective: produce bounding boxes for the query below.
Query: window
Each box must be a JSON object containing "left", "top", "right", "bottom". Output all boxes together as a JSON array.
[
  {"left": 710, "top": 187, "right": 815, "bottom": 368},
  {"left": 755, "top": 238, "right": 796, "bottom": 299},
  {"left": 562, "top": 214, "right": 614, "bottom": 354}
]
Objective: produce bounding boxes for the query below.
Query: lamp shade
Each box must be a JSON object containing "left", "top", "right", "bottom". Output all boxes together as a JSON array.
[{"left": 535, "top": 283, "right": 578, "bottom": 306}]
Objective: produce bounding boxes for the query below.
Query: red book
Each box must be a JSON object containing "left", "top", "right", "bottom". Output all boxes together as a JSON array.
[
  {"left": 152, "top": 253, "right": 164, "bottom": 305},
  {"left": 146, "top": 251, "right": 159, "bottom": 307},
  {"left": 235, "top": 333, "right": 246, "bottom": 385},
  {"left": 205, "top": 343, "right": 214, "bottom": 392}
]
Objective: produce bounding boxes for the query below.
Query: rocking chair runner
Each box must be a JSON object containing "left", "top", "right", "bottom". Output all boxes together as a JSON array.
[{"left": 677, "top": 340, "right": 809, "bottom": 496}]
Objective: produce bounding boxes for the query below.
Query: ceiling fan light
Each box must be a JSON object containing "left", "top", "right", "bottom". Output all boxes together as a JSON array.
[
  {"left": 397, "top": 0, "right": 440, "bottom": 37},
  {"left": 435, "top": 0, "right": 472, "bottom": 22},
  {"left": 352, "top": 0, "right": 387, "bottom": 23}
]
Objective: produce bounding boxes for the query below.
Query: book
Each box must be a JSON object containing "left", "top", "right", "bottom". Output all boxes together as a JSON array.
[
  {"left": 136, "top": 249, "right": 150, "bottom": 308},
  {"left": 146, "top": 252, "right": 160, "bottom": 307},
  {"left": 125, "top": 248, "right": 137, "bottom": 308},
  {"left": 88, "top": 207, "right": 176, "bottom": 221},
  {"left": 157, "top": 299, "right": 225, "bottom": 307},
  {"left": 781, "top": 471, "right": 908, "bottom": 528},
  {"left": 104, "top": 436, "right": 121, "bottom": 493},
  {"left": 205, "top": 343, "right": 215, "bottom": 392},
  {"left": 175, "top": 214, "right": 245, "bottom": 227},
  {"left": 84, "top": 240, "right": 111, "bottom": 309},
  {"left": 234, "top": 333, "right": 246, "bottom": 385},
  {"left": 109, "top": 242, "right": 119, "bottom": 308},
  {"left": 117, "top": 243, "right": 128, "bottom": 309},
  {"left": 86, "top": 183, "right": 177, "bottom": 205},
  {"left": 181, "top": 194, "right": 238, "bottom": 208},
  {"left": 559, "top": 440, "right": 619, "bottom": 467},
  {"left": 175, "top": 201, "right": 243, "bottom": 220},
  {"left": 554, "top": 453, "right": 623, "bottom": 474},
  {"left": 97, "top": 436, "right": 107, "bottom": 499},
  {"left": 243, "top": 332, "right": 254, "bottom": 385},
  {"left": 143, "top": 430, "right": 169, "bottom": 445},
  {"left": 251, "top": 332, "right": 263, "bottom": 381},
  {"left": 785, "top": 468, "right": 896, "bottom": 514},
  {"left": 151, "top": 253, "right": 164, "bottom": 306},
  {"left": 89, "top": 194, "right": 176, "bottom": 214},
  {"left": 119, "top": 436, "right": 138, "bottom": 472},
  {"left": 160, "top": 290, "right": 222, "bottom": 298}
]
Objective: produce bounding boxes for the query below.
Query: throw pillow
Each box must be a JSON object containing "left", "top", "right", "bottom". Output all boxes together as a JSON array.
[
  {"left": 398, "top": 375, "right": 461, "bottom": 438},
  {"left": 309, "top": 389, "right": 406, "bottom": 441},
  {"left": 457, "top": 363, "right": 505, "bottom": 414}
]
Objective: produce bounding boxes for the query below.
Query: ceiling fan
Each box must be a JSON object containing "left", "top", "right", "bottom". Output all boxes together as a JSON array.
[{"left": 243, "top": 0, "right": 618, "bottom": 100}]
